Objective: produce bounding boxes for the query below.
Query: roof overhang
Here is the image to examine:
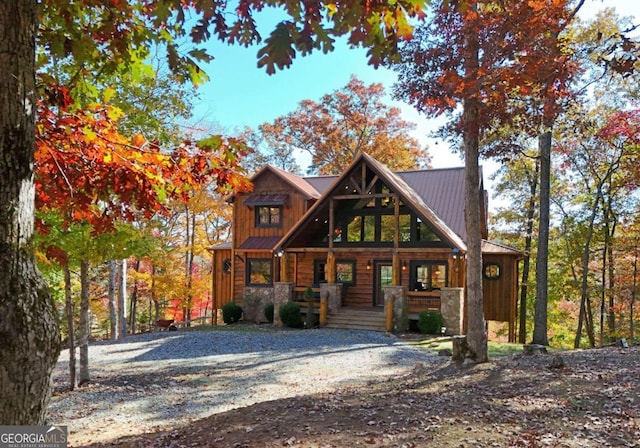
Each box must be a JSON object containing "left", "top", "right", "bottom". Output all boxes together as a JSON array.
[
  {"left": 237, "top": 236, "right": 281, "bottom": 252},
  {"left": 243, "top": 193, "right": 288, "bottom": 207}
]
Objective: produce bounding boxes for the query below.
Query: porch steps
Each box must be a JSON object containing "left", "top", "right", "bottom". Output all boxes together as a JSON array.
[{"left": 325, "top": 307, "right": 387, "bottom": 332}]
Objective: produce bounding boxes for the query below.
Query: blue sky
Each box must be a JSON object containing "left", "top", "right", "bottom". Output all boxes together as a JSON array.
[{"left": 190, "top": 0, "right": 639, "bottom": 197}]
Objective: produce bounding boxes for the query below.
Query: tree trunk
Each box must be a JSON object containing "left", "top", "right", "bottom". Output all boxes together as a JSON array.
[
  {"left": 575, "top": 183, "right": 603, "bottom": 348},
  {"left": 0, "top": 0, "right": 62, "bottom": 424},
  {"left": 631, "top": 242, "right": 637, "bottom": 341},
  {"left": 461, "top": 12, "right": 487, "bottom": 363},
  {"left": 533, "top": 127, "right": 552, "bottom": 346},
  {"left": 79, "top": 259, "right": 90, "bottom": 385},
  {"left": 118, "top": 259, "right": 128, "bottom": 338},
  {"left": 182, "top": 207, "right": 196, "bottom": 327},
  {"left": 108, "top": 260, "right": 118, "bottom": 339},
  {"left": 129, "top": 259, "right": 140, "bottom": 334},
  {"left": 606, "top": 204, "right": 617, "bottom": 339},
  {"left": 518, "top": 160, "right": 539, "bottom": 344},
  {"left": 64, "top": 264, "right": 77, "bottom": 390}
]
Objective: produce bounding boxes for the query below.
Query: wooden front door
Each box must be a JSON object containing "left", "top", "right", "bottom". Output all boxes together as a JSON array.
[{"left": 374, "top": 261, "right": 393, "bottom": 307}]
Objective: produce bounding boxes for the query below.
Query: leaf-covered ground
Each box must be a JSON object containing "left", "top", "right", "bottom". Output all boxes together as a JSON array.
[{"left": 81, "top": 344, "right": 639, "bottom": 447}]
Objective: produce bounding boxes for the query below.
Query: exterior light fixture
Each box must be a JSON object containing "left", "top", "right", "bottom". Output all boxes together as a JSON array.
[
  {"left": 452, "top": 248, "right": 460, "bottom": 259},
  {"left": 275, "top": 248, "right": 284, "bottom": 258},
  {"left": 366, "top": 260, "right": 372, "bottom": 270},
  {"left": 402, "top": 260, "right": 407, "bottom": 271}
]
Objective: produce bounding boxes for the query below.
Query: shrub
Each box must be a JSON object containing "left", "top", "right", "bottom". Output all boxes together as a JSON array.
[
  {"left": 418, "top": 311, "right": 443, "bottom": 335},
  {"left": 222, "top": 301, "right": 243, "bottom": 324},
  {"left": 279, "top": 301, "right": 303, "bottom": 328},
  {"left": 263, "top": 303, "right": 274, "bottom": 323}
]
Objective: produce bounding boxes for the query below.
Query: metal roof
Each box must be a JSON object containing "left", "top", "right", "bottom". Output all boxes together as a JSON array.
[
  {"left": 237, "top": 236, "right": 281, "bottom": 251},
  {"left": 243, "top": 193, "right": 289, "bottom": 206}
]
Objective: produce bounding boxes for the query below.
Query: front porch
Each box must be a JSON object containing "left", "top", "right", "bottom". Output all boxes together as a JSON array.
[{"left": 267, "top": 282, "right": 465, "bottom": 335}]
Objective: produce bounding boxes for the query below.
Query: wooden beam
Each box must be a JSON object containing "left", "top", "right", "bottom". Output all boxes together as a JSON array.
[
  {"left": 327, "top": 250, "right": 336, "bottom": 283},
  {"left": 333, "top": 192, "right": 392, "bottom": 200},
  {"left": 279, "top": 252, "right": 288, "bottom": 282},
  {"left": 365, "top": 174, "right": 379, "bottom": 195},
  {"left": 393, "top": 194, "right": 401, "bottom": 285}
]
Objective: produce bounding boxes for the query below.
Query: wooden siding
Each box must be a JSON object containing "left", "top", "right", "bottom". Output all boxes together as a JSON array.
[
  {"left": 289, "top": 249, "right": 460, "bottom": 309},
  {"left": 230, "top": 169, "right": 316, "bottom": 307},
  {"left": 212, "top": 248, "right": 233, "bottom": 309},
  {"left": 482, "top": 254, "right": 518, "bottom": 323},
  {"left": 233, "top": 171, "right": 310, "bottom": 248}
]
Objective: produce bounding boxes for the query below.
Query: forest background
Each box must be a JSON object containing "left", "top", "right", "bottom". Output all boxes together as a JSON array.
[{"left": 30, "top": 0, "right": 640, "bottom": 389}]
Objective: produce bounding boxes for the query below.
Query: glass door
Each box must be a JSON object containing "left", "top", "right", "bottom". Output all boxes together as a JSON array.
[{"left": 374, "top": 261, "right": 393, "bottom": 307}]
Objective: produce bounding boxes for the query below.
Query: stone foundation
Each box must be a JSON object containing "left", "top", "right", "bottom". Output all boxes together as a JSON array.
[
  {"left": 384, "top": 286, "right": 408, "bottom": 333},
  {"left": 243, "top": 287, "right": 275, "bottom": 323},
  {"left": 440, "top": 287, "right": 464, "bottom": 335},
  {"left": 320, "top": 283, "right": 343, "bottom": 314}
]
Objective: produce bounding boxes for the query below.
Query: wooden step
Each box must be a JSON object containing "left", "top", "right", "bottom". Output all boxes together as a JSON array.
[{"left": 325, "top": 308, "right": 387, "bottom": 332}]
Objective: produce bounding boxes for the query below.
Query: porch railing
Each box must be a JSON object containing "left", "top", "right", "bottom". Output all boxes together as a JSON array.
[{"left": 406, "top": 291, "right": 441, "bottom": 314}]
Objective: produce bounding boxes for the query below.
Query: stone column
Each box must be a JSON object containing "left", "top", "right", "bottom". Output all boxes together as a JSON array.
[
  {"left": 440, "top": 287, "right": 464, "bottom": 335},
  {"left": 273, "top": 282, "right": 294, "bottom": 327},
  {"left": 320, "top": 283, "right": 343, "bottom": 314},
  {"left": 384, "top": 286, "right": 407, "bottom": 333}
]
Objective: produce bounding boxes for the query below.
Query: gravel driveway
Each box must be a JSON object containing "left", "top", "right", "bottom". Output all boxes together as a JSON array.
[{"left": 46, "top": 327, "right": 441, "bottom": 446}]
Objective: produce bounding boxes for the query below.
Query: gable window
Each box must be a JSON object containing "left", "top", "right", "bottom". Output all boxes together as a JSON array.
[
  {"left": 246, "top": 259, "right": 272, "bottom": 286},
  {"left": 410, "top": 261, "right": 448, "bottom": 291},
  {"left": 313, "top": 259, "right": 356, "bottom": 286},
  {"left": 256, "top": 206, "right": 281, "bottom": 228}
]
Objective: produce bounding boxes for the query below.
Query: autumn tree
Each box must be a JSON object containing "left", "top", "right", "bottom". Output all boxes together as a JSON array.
[
  {"left": 256, "top": 75, "right": 430, "bottom": 175},
  {"left": 0, "top": 0, "right": 426, "bottom": 424},
  {"left": 394, "top": 0, "right": 577, "bottom": 359}
]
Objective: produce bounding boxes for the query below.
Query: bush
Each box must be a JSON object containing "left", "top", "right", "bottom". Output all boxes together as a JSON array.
[
  {"left": 418, "top": 311, "right": 443, "bottom": 335},
  {"left": 279, "top": 301, "right": 303, "bottom": 328},
  {"left": 263, "top": 303, "right": 274, "bottom": 323},
  {"left": 222, "top": 301, "right": 243, "bottom": 324}
]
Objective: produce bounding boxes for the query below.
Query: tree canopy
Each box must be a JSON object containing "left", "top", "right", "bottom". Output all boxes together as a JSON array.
[{"left": 253, "top": 75, "right": 430, "bottom": 175}]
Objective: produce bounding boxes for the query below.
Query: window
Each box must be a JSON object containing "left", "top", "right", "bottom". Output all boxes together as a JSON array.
[
  {"left": 410, "top": 261, "right": 448, "bottom": 291},
  {"left": 246, "top": 259, "right": 272, "bottom": 286},
  {"left": 256, "top": 206, "right": 281, "bottom": 228},
  {"left": 380, "top": 215, "right": 395, "bottom": 242},
  {"left": 313, "top": 259, "right": 356, "bottom": 285},
  {"left": 336, "top": 261, "right": 355, "bottom": 283},
  {"left": 222, "top": 258, "right": 231, "bottom": 274},
  {"left": 416, "top": 217, "right": 440, "bottom": 242},
  {"left": 484, "top": 263, "right": 501, "bottom": 279},
  {"left": 399, "top": 214, "right": 411, "bottom": 242}
]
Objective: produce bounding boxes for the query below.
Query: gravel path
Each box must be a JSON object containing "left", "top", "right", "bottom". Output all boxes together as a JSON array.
[{"left": 46, "top": 327, "right": 442, "bottom": 446}]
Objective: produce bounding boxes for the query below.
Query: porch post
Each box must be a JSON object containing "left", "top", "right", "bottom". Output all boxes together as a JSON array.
[
  {"left": 279, "top": 252, "right": 288, "bottom": 282},
  {"left": 384, "top": 285, "right": 407, "bottom": 333},
  {"left": 326, "top": 251, "right": 336, "bottom": 283},
  {"left": 327, "top": 197, "right": 336, "bottom": 283},
  {"left": 392, "top": 251, "right": 401, "bottom": 286}
]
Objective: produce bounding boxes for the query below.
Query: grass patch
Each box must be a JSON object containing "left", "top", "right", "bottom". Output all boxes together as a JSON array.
[{"left": 409, "top": 338, "right": 524, "bottom": 358}]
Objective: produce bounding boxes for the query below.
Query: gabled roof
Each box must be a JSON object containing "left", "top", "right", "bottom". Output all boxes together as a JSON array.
[
  {"left": 228, "top": 165, "right": 322, "bottom": 203},
  {"left": 278, "top": 152, "right": 470, "bottom": 251},
  {"left": 299, "top": 160, "right": 476, "bottom": 241},
  {"left": 261, "top": 165, "right": 322, "bottom": 200}
]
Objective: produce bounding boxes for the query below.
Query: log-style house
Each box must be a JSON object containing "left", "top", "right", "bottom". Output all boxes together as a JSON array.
[{"left": 211, "top": 152, "right": 521, "bottom": 340}]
